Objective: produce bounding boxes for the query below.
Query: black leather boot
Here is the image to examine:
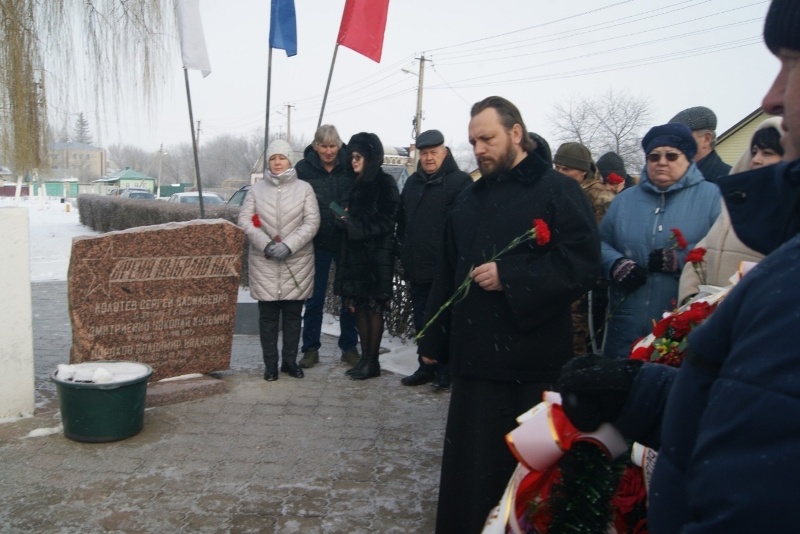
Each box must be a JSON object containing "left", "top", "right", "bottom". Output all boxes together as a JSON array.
[
  {"left": 350, "top": 352, "right": 380, "bottom": 380},
  {"left": 345, "top": 352, "right": 368, "bottom": 376}
]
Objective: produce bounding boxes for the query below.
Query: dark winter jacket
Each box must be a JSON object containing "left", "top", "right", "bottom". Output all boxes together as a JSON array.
[
  {"left": 334, "top": 133, "right": 400, "bottom": 300},
  {"left": 417, "top": 153, "right": 601, "bottom": 383},
  {"left": 614, "top": 160, "right": 800, "bottom": 533},
  {"left": 396, "top": 150, "right": 472, "bottom": 284},
  {"left": 600, "top": 163, "right": 720, "bottom": 359},
  {"left": 696, "top": 149, "right": 732, "bottom": 183},
  {"left": 295, "top": 144, "right": 353, "bottom": 253}
]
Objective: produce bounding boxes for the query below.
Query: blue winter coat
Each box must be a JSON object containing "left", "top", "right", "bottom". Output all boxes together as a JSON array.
[
  {"left": 615, "top": 161, "right": 800, "bottom": 532},
  {"left": 600, "top": 164, "right": 720, "bottom": 358}
]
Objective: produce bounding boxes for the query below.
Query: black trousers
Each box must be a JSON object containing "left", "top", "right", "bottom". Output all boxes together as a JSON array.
[
  {"left": 435, "top": 376, "right": 549, "bottom": 534},
  {"left": 258, "top": 300, "right": 304, "bottom": 371},
  {"left": 410, "top": 282, "right": 448, "bottom": 379}
]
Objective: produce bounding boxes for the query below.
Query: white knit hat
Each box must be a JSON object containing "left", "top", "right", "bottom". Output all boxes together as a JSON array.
[{"left": 266, "top": 139, "right": 293, "bottom": 164}]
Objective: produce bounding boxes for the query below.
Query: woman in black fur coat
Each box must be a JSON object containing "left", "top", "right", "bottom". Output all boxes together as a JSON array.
[{"left": 334, "top": 132, "right": 400, "bottom": 380}]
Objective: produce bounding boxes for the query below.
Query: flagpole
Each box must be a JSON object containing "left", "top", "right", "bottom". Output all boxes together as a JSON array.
[
  {"left": 183, "top": 67, "right": 206, "bottom": 219},
  {"left": 318, "top": 44, "right": 340, "bottom": 129},
  {"left": 263, "top": 47, "right": 274, "bottom": 176}
]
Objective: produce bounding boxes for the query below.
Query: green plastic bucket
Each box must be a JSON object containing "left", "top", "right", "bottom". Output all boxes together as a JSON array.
[{"left": 51, "top": 361, "right": 153, "bottom": 443}]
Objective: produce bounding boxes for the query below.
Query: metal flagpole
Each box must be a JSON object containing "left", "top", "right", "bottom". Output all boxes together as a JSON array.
[
  {"left": 183, "top": 68, "right": 205, "bottom": 218},
  {"left": 263, "top": 47, "right": 274, "bottom": 176},
  {"left": 317, "top": 44, "right": 340, "bottom": 129}
]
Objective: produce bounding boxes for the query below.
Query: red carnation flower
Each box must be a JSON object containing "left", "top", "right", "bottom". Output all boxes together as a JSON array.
[
  {"left": 652, "top": 315, "right": 672, "bottom": 339},
  {"left": 670, "top": 228, "right": 688, "bottom": 250},
  {"left": 251, "top": 213, "right": 261, "bottom": 228},
  {"left": 686, "top": 247, "right": 707, "bottom": 263},
  {"left": 606, "top": 172, "right": 625, "bottom": 186},
  {"left": 533, "top": 219, "right": 551, "bottom": 246}
]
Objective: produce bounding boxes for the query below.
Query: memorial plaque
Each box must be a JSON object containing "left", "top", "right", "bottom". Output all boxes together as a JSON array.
[{"left": 68, "top": 219, "right": 245, "bottom": 381}]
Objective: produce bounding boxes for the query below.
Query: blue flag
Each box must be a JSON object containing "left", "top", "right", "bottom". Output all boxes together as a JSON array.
[{"left": 269, "top": 0, "right": 297, "bottom": 57}]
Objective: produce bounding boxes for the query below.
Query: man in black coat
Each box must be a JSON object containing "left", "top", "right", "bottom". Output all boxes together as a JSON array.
[
  {"left": 417, "top": 96, "right": 600, "bottom": 533},
  {"left": 669, "top": 106, "right": 732, "bottom": 182},
  {"left": 396, "top": 129, "right": 472, "bottom": 390},
  {"left": 295, "top": 125, "right": 359, "bottom": 369}
]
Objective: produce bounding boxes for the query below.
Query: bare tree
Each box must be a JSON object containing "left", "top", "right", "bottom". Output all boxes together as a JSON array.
[
  {"left": 0, "top": 1, "right": 173, "bottom": 175},
  {"left": 106, "top": 143, "right": 151, "bottom": 173},
  {"left": 549, "top": 89, "right": 652, "bottom": 173},
  {"left": 200, "top": 135, "right": 264, "bottom": 187},
  {"left": 452, "top": 142, "right": 477, "bottom": 173}
]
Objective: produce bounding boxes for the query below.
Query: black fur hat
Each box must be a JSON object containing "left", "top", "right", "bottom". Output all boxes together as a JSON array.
[{"left": 347, "top": 132, "right": 384, "bottom": 179}]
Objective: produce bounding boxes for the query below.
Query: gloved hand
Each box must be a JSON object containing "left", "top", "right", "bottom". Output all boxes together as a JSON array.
[
  {"left": 332, "top": 216, "right": 348, "bottom": 231},
  {"left": 611, "top": 258, "right": 647, "bottom": 292},
  {"left": 556, "top": 354, "right": 643, "bottom": 432},
  {"left": 648, "top": 248, "right": 679, "bottom": 273},
  {"left": 266, "top": 242, "right": 291, "bottom": 260}
]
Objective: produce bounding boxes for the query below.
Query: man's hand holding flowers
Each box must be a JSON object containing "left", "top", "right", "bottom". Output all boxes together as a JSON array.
[{"left": 471, "top": 262, "right": 503, "bottom": 292}]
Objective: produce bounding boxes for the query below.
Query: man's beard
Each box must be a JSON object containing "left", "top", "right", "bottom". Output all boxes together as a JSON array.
[{"left": 478, "top": 139, "right": 518, "bottom": 180}]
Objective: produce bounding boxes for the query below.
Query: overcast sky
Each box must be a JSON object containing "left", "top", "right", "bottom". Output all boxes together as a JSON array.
[{"left": 69, "top": 0, "right": 776, "bottom": 155}]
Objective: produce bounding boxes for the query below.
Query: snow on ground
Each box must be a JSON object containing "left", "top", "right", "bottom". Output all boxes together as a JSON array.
[
  {"left": 1, "top": 196, "right": 100, "bottom": 282},
  {"left": 4, "top": 196, "right": 418, "bottom": 377}
]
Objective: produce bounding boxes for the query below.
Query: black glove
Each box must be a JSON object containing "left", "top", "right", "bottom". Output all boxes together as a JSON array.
[
  {"left": 266, "top": 242, "right": 291, "bottom": 260},
  {"left": 332, "top": 216, "right": 347, "bottom": 231},
  {"left": 648, "top": 248, "right": 679, "bottom": 273},
  {"left": 556, "top": 354, "right": 643, "bottom": 432},
  {"left": 611, "top": 258, "right": 647, "bottom": 292}
]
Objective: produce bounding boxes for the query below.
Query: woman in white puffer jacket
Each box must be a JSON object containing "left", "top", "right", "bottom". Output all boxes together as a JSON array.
[{"left": 238, "top": 140, "right": 320, "bottom": 381}]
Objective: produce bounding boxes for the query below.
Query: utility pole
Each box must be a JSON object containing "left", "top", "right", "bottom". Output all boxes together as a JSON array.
[
  {"left": 285, "top": 103, "right": 294, "bottom": 145},
  {"left": 404, "top": 55, "right": 429, "bottom": 167},
  {"left": 414, "top": 55, "right": 427, "bottom": 140}
]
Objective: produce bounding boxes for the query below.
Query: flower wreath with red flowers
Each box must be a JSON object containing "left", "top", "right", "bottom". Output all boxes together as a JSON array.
[{"left": 484, "top": 285, "right": 739, "bottom": 533}]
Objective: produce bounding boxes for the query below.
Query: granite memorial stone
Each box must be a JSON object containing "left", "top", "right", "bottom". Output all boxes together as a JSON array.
[{"left": 68, "top": 219, "right": 244, "bottom": 381}]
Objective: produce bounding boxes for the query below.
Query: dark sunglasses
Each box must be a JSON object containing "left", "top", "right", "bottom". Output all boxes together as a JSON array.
[
  {"left": 646, "top": 152, "right": 681, "bottom": 163},
  {"left": 351, "top": 154, "right": 363, "bottom": 162}
]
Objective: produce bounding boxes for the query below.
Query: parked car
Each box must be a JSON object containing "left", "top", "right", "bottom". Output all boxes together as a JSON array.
[
  {"left": 227, "top": 185, "right": 251, "bottom": 207},
  {"left": 167, "top": 192, "right": 225, "bottom": 205},
  {"left": 119, "top": 188, "right": 156, "bottom": 200}
]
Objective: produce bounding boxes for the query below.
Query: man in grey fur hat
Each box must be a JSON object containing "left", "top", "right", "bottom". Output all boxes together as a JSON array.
[{"left": 669, "top": 105, "right": 732, "bottom": 182}]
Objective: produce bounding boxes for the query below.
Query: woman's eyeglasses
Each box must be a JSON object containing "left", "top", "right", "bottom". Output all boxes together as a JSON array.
[
  {"left": 646, "top": 152, "right": 682, "bottom": 163},
  {"left": 351, "top": 154, "right": 363, "bottom": 162}
]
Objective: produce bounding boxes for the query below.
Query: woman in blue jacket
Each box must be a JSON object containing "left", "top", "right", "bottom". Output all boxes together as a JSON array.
[{"left": 600, "top": 123, "right": 720, "bottom": 359}]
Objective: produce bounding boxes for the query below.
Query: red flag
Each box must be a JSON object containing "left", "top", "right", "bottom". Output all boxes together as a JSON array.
[{"left": 336, "top": 0, "right": 390, "bottom": 63}]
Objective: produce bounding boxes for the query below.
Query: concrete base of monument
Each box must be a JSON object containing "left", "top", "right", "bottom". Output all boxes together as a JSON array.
[
  {"left": 146, "top": 375, "right": 227, "bottom": 407},
  {"left": 235, "top": 288, "right": 259, "bottom": 335}
]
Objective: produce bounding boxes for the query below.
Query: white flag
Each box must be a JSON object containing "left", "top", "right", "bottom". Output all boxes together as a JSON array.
[{"left": 175, "top": 0, "right": 211, "bottom": 77}]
